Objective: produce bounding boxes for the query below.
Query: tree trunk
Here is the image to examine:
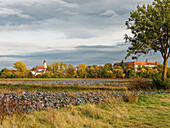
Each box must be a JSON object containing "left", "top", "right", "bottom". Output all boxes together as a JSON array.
[{"left": 162, "top": 58, "right": 168, "bottom": 81}]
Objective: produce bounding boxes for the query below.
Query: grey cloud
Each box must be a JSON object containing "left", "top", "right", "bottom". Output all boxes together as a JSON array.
[
  {"left": 0, "top": 44, "right": 165, "bottom": 70},
  {"left": 75, "top": 43, "right": 130, "bottom": 50},
  {"left": 0, "top": 0, "right": 151, "bottom": 38},
  {"left": 0, "top": 0, "right": 79, "bottom": 8},
  {"left": 100, "top": 10, "right": 119, "bottom": 18},
  {"left": 0, "top": 0, "right": 153, "bottom": 43},
  {"left": 0, "top": 0, "right": 164, "bottom": 70}
]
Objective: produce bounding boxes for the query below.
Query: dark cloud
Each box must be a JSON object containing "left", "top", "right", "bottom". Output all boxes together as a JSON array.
[
  {"left": 76, "top": 43, "right": 130, "bottom": 49},
  {"left": 0, "top": 44, "right": 165, "bottom": 70}
]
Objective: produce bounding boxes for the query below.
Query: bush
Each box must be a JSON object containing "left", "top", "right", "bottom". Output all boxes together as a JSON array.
[
  {"left": 152, "top": 76, "right": 170, "bottom": 90},
  {"left": 128, "top": 78, "right": 152, "bottom": 91},
  {"left": 122, "top": 91, "right": 138, "bottom": 103},
  {"left": 27, "top": 72, "right": 34, "bottom": 78},
  {"left": 36, "top": 74, "right": 41, "bottom": 78}
]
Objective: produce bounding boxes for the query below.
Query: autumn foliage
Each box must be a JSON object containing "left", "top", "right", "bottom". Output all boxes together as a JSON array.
[{"left": 0, "top": 61, "right": 169, "bottom": 79}]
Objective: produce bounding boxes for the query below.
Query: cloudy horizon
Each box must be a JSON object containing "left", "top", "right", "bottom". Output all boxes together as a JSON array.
[{"left": 0, "top": 0, "right": 167, "bottom": 69}]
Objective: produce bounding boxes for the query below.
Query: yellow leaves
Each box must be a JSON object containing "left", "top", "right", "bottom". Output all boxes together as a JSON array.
[
  {"left": 107, "top": 70, "right": 112, "bottom": 74},
  {"left": 73, "top": 70, "right": 77, "bottom": 74},
  {"left": 49, "top": 62, "right": 59, "bottom": 72},
  {"left": 76, "top": 63, "right": 88, "bottom": 78},
  {"left": 49, "top": 62, "right": 68, "bottom": 73},
  {"left": 113, "top": 66, "right": 123, "bottom": 70},
  {"left": 77, "top": 63, "right": 88, "bottom": 68},
  {"left": 122, "top": 73, "right": 126, "bottom": 78},
  {"left": 153, "top": 68, "right": 159, "bottom": 74},
  {"left": 141, "top": 68, "right": 147, "bottom": 73},
  {"left": 76, "top": 63, "right": 88, "bottom": 72},
  {"left": 13, "top": 62, "right": 27, "bottom": 72}
]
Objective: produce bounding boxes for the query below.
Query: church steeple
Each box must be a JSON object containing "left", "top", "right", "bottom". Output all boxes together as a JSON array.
[{"left": 43, "top": 60, "right": 47, "bottom": 69}]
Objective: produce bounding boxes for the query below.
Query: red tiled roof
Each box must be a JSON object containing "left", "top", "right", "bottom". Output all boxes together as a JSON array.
[
  {"left": 9, "top": 69, "right": 16, "bottom": 71},
  {"left": 35, "top": 71, "right": 43, "bottom": 73},
  {"left": 32, "top": 70, "right": 42, "bottom": 73},
  {"left": 134, "top": 61, "right": 160, "bottom": 65},
  {"left": 36, "top": 66, "right": 46, "bottom": 69},
  {"left": 114, "top": 62, "right": 119, "bottom": 65},
  {"left": 114, "top": 61, "right": 160, "bottom": 66},
  {"left": 114, "top": 62, "right": 134, "bottom": 66}
]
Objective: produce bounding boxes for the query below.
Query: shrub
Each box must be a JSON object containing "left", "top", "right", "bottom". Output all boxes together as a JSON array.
[
  {"left": 128, "top": 78, "right": 152, "bottom": 91},
  {"left": 36, "top": 74, "right": 41, "bottom": 78},
  {"left": 0, "top": 72, "right": 12, "bottom": 78},
  {"left": 125, "top": 69, "right": 135, "bottom": 78},
  {"left": 128, "top": 77, "right": 170, "bottom": 91},
  {"left": 122, "top": 91, "right": 138, "bottom": 103},
  {"left": 27, "top": 72, "right": 34, "bottom": 78},
  {"left": 152, "top": 76, "right": 170, "bottom": 90}
]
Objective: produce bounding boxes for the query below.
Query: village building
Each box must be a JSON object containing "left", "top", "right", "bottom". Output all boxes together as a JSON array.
[
  {"left": 32, "top": 60, "right": 47, "bottom": 76},
  {"left": 114, "top": 59, "right": 160, "bottom": 71}
]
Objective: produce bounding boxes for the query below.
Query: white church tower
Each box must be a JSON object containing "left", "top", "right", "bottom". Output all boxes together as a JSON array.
[{"left": 43, "top": 60, "right": 47, "bottom": 69}]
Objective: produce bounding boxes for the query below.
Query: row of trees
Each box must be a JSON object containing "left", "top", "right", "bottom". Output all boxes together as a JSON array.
[{"left": 0, "top": 61, "right": 169, "bottom": 79}]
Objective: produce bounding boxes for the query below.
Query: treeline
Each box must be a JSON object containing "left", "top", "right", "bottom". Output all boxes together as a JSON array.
[{"left": 0, "top": 61, "right": 170, "bottom": 79}]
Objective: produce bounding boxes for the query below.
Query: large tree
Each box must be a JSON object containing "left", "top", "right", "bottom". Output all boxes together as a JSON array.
[
  {"left": 13, "top": 62, "right": 27, "bottom": 73},
  {"left": 76, "top": 63, "right": 87, "bottom": 78},
  {"left": 124, "top": 0, "right": 169, "bottom": 81}
]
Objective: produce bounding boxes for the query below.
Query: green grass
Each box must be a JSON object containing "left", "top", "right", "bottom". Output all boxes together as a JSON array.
[
  {"left": 0, "top": 83, "right": 126, "bottom": 92},
  {"left": 0, "top": 93, "right": 169, "bottom": 128},
  {"left": 0, "top": 78, "right": 82, "bottom": 81},
  {"left": 0, "top": 78, "right": 130, "bottom": 81}
]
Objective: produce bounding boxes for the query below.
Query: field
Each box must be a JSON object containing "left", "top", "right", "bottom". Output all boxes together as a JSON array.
[
  {"left": 0, "top": 78, "right": 169, "bottom": 128},
  {"left": 0, "top": 79, "right": 129, "bottom": 91},
  {"left": 0, "top": 93, "right": 169, "bottom": 128},
  {"left": 0, "top": 78, "right": 133, "bottom": 81},
  {"left": 0, "top": 78, "right": 82, "bottom": 81}
]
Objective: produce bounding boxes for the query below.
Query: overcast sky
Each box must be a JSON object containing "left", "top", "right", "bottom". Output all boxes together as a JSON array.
[{"left": 0, "top": 0, "right": 167, "bottom": 69}]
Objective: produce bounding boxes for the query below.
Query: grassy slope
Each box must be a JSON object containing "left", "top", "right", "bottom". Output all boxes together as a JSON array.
[{"left": 1, "top": 93, "right": 169, "bottom": 128}]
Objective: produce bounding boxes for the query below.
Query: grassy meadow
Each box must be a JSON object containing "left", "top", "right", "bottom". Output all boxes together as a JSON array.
[
  {"left": 0, "top": 78, "right": 169, "bottom": 128},
  {"left": 0, "top": 93, "right": 169, "bottom": 128}
]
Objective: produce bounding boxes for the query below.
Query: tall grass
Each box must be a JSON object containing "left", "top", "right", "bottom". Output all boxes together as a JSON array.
[
  {"left": 0, "top": 94, "right": 27, "bottom": 125},
  {"left": 0, "top": 90, "right": 138, "bottom": 125},
  {"left": 128, "top": 78, "right": 170, "bottom": 91},
  {"left": 0, "top": 93, "right": 169, "bottom": 128},
  {"left": 152, "top": 76, "right": 170, "bottom": 90},
  {"left": 128, "top": 78, "right": 153, "bottom": 91}
]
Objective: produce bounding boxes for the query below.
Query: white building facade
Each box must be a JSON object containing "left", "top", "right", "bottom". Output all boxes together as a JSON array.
[{"left": 31, "top": 60, "right": 47, "bottom": 76}]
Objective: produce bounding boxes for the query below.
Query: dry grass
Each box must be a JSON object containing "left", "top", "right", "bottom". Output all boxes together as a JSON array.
[
  {"left": 0, "top": 78, "right": 131, "bottom": 81},
  {"left": 0, "top": 93, "right": 169, "bottom": 128},
  {"left": 0, "top": 83, "right": 126, "bottom": 92},
  {"left": 128, "top": 78, "right": 153, "bottom": 91},
  {"left": 0, "top": 89, "right": 137, "bottom": 124}
]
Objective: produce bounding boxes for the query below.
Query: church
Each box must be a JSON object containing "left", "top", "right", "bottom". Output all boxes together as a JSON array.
[{"left": 31, "top": 60, "right": 47, "bottom": 76}]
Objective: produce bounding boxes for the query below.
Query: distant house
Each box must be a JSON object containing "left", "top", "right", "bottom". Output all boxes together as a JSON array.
[
  {"left": 32, "top": 60, "right": 47, "bottom": 76},
  {"left": 114, "top": 59, "right": 160, "bottom": 71}
]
